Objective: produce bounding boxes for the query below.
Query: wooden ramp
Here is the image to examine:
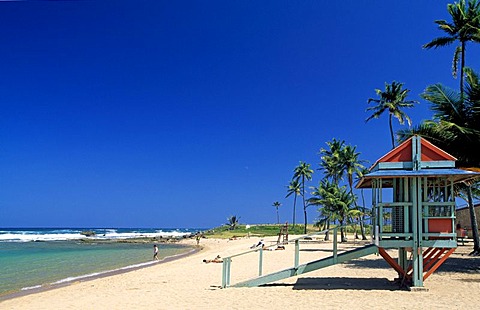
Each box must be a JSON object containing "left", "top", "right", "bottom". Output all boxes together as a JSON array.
[{"left": 232, "top": 244, "right": 378, "bottom": 287}]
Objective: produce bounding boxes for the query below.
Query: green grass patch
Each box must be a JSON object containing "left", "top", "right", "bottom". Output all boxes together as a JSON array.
[{"left": 202, "top": 224, "right": 319, "bottom": 239}]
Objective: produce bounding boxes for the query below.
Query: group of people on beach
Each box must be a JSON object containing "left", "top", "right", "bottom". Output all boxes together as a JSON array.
[
  {"left": 249, "top": 239, "right": 285, "bottom": 251},
  {"left": 154, "top": 237, "right": 285, "bottom": 264},
  {"left": 203, "top": 255, "right": 223, "bottom": 263}
]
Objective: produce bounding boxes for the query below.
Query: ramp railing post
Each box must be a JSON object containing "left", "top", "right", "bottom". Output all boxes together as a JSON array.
[
  {"left": 258, "top": 248, "right": 263, "bottom": 276},
  {"left": 294, "top": 239, "right": 300, "bottom": 270},
  {"left": 222, "top": 257, "right": 232, "bottom": 288}
]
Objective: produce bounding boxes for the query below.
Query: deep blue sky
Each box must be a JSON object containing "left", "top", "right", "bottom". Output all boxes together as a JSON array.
[{"left": 1, "top": 1, "right": 478, "bottom": 228}]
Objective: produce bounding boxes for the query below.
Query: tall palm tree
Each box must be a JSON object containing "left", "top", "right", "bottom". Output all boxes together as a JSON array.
[
  {"left": 355, "top": 167, "right": 372, "bottom": 239},
  {"left": 398, "top": 68, "right": 480, "bottom": 254},
  {"left": 286, "top": 179, "right": 301, "bottom": 227},
  {"left": 293, "top": 161, "right": 314, "bottom": 234},
  {"left": 341, "top": 144, "right": 367, "bottom": 239},
  {"left": 319, "top": 138, "right": 346, "bottom": 183},
  {"left": 272, "top": 201, "right": 281, "bottom": 224},
  {"left": 318, "top": 139, "right": 346, "bottom": 240},
  {"left": 366, "top": 81, "right": 419, "bottom": 149},
  {"left": 341, "top": 145, "right": 366, "bottom": 197},
  {"left": 423, "top": 0, "right": 480, "bottom": 96}
]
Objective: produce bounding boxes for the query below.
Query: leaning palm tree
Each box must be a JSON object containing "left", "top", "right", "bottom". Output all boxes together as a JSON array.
[
  {"left": 366, "top": 81, "right": 419, "bottom": 149},
  {"left": 423, "top": 0, "right": 480, "bottom": 96},
  {"left": 272, "top": 201, "right": 281, "bottom": 224},
  {"left": 293, "top": 161, "right": 314, "bottom": 234},
  {"left": 398, "top": 68, "right": 480, "bottom": 254},
  {"left": 286, "top": 179, "right": 301, "bottom": 227}
]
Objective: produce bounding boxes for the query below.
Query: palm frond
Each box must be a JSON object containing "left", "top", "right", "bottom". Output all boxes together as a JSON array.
[
  {"left": 423, "top": 36, "right": 457, "bottom": 49},
  {"left": 452, "top": 45, "right": 462, "bottom": 78}
]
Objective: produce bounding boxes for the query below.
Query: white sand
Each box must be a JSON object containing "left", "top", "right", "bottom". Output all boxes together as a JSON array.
[{"left": 1, "top": 235, "right": 479, "bottom": 309}]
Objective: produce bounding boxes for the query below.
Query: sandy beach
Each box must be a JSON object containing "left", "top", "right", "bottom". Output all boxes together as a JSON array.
[{"left": 1, "top": 235, "right": 479, "bottom": 310}]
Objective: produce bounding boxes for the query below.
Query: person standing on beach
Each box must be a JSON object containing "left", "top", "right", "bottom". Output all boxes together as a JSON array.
[{"left": 153, "top": 244, "right": 159, "bottom": 260}]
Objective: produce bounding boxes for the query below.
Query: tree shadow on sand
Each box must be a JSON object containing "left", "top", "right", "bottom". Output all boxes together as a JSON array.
[
  {"left": 344, "top": 252, "right": 480, "bottom": 274},
  {"left": 299, "top": 248, "right": 333, "bottom": 253},
  {"left": 261, "top": 277, "right": 403, "bottom": 291}
]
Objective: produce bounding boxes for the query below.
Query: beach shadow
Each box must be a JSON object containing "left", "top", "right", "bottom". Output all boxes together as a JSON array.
[
  {"left": 292, "top": 277, "right": 402, "bottom": 291},
  {"left": 459, "top": 278, "right": 480, "bottom": 283},
  {"left": 343, "top": 257, "right": 392, "bottom": 270},
  {"left": 344, "top": 251, "right": 480, "bottom": 273},
  {"left": 299, "top": 248, "right": 333, "bottom": 253},
  {"left": 261, "top": 277, "right": 401, "bottom": 291},
  {"left": 432, "top": 255, "right": 480, "bottom": 273}
]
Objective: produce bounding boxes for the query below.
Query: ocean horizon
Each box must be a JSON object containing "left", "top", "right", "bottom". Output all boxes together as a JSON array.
[{"left": 0, "top": 227, "right": 205, "bottom": 298}]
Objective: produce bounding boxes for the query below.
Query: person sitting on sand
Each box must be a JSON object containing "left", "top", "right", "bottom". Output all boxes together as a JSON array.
[
  {"left": 203, "top": 255, "right": 223, "bottom": 263},
  {"left": 250, "top": 239, "right": 264, "bottom": 249}
]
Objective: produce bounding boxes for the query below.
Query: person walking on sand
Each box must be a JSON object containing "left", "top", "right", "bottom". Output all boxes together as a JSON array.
[{"left": 153, "top": 244, "right": 159, "bottom": 260}]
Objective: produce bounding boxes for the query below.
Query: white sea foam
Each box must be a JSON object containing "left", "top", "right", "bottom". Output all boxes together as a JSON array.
[
  {"left": 0, "top": 228, "right": 196, "bottom": 242},
  {"left": 21, "top": 285, "right": 42, "bottom": 291},
  {"left": 0, "top": 233, "right": 83, "bottom": 242}
]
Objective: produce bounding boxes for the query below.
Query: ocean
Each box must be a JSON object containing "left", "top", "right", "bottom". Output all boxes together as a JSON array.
[{"left": 0, "top": 227, "right": 204, "bottom": 298}]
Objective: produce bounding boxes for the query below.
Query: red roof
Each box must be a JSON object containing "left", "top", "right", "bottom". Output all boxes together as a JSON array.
[{"left": 375, "top": 136, "right": 457, "bottom": 164}]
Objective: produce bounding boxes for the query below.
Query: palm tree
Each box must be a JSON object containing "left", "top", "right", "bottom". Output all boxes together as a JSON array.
[
  {"left": 318, "top": 139, "right": 346, "bottom": 240},
  {"left": 308, "top": 180, "right": 354, "bottom": 242},
  {"left": 366, "top": 81, "right": 419, "bottom": 149},
  {"left": 398, "top": 68, "right": 480, "bottom": 254},
  {"left": 423, "top": 0, "right": 480, "bottom": 96},
  {"left": 272, "top": 201, "right": 281, "bottom": 224},
  {"left": 356, "top": 167, "right": 372, "bottom": 239},
  {"left": 319, "top": 138, "right": 346, "bottom": 183},
  {"left": 318, "top": 139, "right": 368, "bottom": 240},
  {"left": 293, "top": 161, "right": 314, "bottom": 234},
  {"left": 226, "top": 215, "right": 240, "bottom": 230},
  {"left": 286, "top": 179, "right": 301, "bottom": 227},
  {"left": 341, "top": 144, "right": 368, "bottom": 239},
  {"left": 341, "top": 145, "right": 366, "bottom": 197}
]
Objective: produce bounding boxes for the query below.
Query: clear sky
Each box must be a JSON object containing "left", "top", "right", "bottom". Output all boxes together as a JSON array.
[{"left": 1, "top": 1, "right": 478, "bottom": 229}]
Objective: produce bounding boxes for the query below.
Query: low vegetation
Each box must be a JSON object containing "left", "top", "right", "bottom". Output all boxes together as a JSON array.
[{"left": 202, "top": 224, "right": 319, "bottom": 239}]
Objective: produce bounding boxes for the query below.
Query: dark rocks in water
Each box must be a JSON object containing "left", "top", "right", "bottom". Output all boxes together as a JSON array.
[{"left": 80, "top": 230, "right": 96, "bottom": 237}]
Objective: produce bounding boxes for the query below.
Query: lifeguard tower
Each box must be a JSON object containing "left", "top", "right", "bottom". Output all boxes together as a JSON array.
[
  {"left": 220, "top": 135, "right": 479, "bottom": 290},
  {"left": 356, "top": 135, "right": 479, "bottom": 289}
]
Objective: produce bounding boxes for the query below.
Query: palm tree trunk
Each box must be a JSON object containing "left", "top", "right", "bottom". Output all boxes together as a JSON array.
[
  {"left": 389, "top": 114, "right": 395, "bottom": 149},
  {"left": 360, "top": 215, "right": 367, "bottom": 240},
  {"left": 360, "top": 189, "right": 368, "bottom": 239},
  {"left": 467, "top": 186, "right": 480, "bottom": 254},
  {"left": 303, "top": 207, "right": 307, "bottom": 234},
  {"left": 349, "top": 183, "right": 367, "bottom": 240},
  {"left": 460, "top": 41, "right": 465, "bottom": 98},
  {"left": 340, "top": 219, "right": 347, "bottom": 242},
  {"left": 324, "top": 220, "right": 330, "bottom": 241},
  {"left": 293, "top": 194, "right": 297, "bottom": 227},
  {"left": 276, "top": 208, "right": 279, "bottom": 224},
  {"left": 302, "top": 175, "right": 307, "bottom": 234}
]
